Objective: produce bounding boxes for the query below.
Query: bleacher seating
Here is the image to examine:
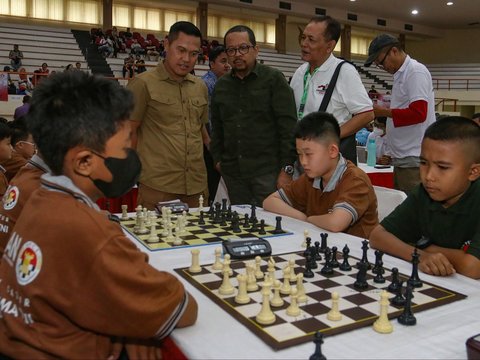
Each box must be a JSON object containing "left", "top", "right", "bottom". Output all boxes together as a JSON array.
[{"left": 427, "top": 63, "right": 480, "bottom": 90}]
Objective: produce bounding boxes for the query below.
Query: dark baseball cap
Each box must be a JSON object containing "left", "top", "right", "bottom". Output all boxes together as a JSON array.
[{"left": 364, "top": 34, "right": 400, "bottom": 67}]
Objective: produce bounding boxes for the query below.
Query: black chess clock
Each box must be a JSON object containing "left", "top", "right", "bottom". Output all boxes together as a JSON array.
[{"left": 222, "top": 238, "right": 272, "bottom": 259}]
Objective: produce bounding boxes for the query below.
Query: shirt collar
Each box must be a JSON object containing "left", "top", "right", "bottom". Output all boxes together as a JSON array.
[
  {"left": 41, "top": 173, "right": 100, "bottom": 211},
  {"left": 231, "top": 60, "right": 260, "bottom": 80},
  {"left": 395, "top": 55, "right": 411, "bottom": 77},
  {"left": 310, "top": 53, "right": 336, "bottom": 74},
  {"left": 0, "top": 165, "right": 5, "bottom": 173},
  {"left": 426, "top": 180, "right": 476, "bottom": 214},
  {"left": 28, "top": 154, "right": 51, "bottom": 174},
  {"left": 156, "top": 61, "right": 196, "bottom": 83},
  {"left": 312, "top": 154, "right": 347, "bottom": 192}
]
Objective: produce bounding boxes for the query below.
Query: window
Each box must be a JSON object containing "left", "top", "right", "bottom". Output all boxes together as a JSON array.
[
  {"left": 0, "top": 0, "right": 27, "bottom": 16},
  {"left": 113, "top": 4, "right": 130, "bottom": 28},
  {"left": 67, "top": 0, "right": 99, "bottom": 24},
  {"left": 32, "top": 0, "right": 63, "bottom": 21},
  {"left": 209, "top": 15, "right": 275, "bottom": 44}
]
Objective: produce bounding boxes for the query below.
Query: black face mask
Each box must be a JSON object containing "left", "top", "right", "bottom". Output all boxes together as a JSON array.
[{"left": 91, "top": 149, "right": 142, "bottom": 198}]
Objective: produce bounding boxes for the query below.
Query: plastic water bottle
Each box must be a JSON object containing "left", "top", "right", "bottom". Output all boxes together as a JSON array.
[{"left": 367, "top": 138, "right": 376, "bottom": 166}]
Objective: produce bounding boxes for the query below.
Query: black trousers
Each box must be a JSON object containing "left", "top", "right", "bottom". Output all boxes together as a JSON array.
[{"left": 204, "top": 145, "right": 221, "bottom": 202}]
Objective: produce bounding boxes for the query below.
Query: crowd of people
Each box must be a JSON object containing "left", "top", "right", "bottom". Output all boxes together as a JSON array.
[{"left": 0, "top": 16, "right": 479, "bottom": 358}]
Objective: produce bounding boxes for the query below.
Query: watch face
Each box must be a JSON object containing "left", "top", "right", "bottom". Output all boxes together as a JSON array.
[
  {"left": 284, "top": 165, "right": 294, "bottom": 175},
  {"left": 416, "top": 236, "right": 431, "bottom": 249}
]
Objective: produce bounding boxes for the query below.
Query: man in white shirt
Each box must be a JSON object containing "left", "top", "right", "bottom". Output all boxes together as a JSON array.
[
  {"left": 290, "top": 16, "right": 374, "bottom": 164},
  {"left": 365, "top": 34, "right": 435, "bottom": 193}
]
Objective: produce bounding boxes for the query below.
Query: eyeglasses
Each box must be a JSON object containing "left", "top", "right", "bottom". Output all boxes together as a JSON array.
[
  {"left": 375, "top": 47, "right": 393, "bottom": 69},
  {"left": 225, "top": 44, "right": 254, "bottom": 57}
]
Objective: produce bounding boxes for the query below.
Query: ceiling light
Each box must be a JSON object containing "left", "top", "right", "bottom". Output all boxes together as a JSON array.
[
  {"left": 446, "top": 1, "right": 453, "bottom": 5},
  {"left": 350, "top": 0, "right": 356, "bottom": 2},
  {"left": 411, "top": 9, "right": 419, "bottom": 15}
]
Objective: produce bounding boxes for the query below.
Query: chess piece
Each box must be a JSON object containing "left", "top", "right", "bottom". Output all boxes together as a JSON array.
[
  {"left": 308, "top": 247, "right": 318, "bottom": 270},
  {"left": 330, "top": 246, "right": 339, "bottom": 268},
  {"left": 373, "top": 259, "right": 386, "bottom": 284},
  {"left": 243, "top": 214, "right": 250, "bottom": 228},
  {"left": 254, "top": 256, "right": 264, "bottom": 279},
  {"left": 272, "top": 216, "right": 283, "bottom": 234},
  {"left": 319, "top": 233, "right": 328, "bottom": 253},
  {"left": 357, "top": 239, "right": 372, "bottom": 270},
  {"left": 189, "top": 249, "right": 202, "bottom": 273},
  {"left": 372, "top": 250, "right": 384, "bottom": 274},
  {"left": 267, "top": 258, "right": 276, "bottom": 284},
  {"left": 250, "top": 204, "right": 257, "bottom": 223},
  {"left": 212, "top": 247, "right": 223, "bottom": 271},
  {"left": 304, "top": 237, "right": 312, "bottom": 257},
  {"left": 373, "top": 290, "right": 393, "bottom": 333},
  {"left": 289, "top": 258, "right": 297, "bottom": 283},
  {"left": 327, "top": 291, "right": 342, "bottom": 321},
  {"left": 146, "top": 223, "right": 158, "bottom": 243},
  {"left": 137, "top": 213, "right": 149, "bottom": 235},
  {"left": 286, "top": 288, "right": 301, "bottom": 317},
  {"left": 223, "top": 254, "right": 233, "bottom": 276},
  {"left": 218, "top": 266, "right": 235, "bottom": 295},
  {"left": 320, "top": 248, "right": 334, "bottom": 275},
  {"left": 173, "top": 227, "right": 182, "bottom": 246},
  {"left": 198, "top": 211, "right": 206, "bottom": 225},
  {"left": 256, "top": 281, "right": 276, "bottom": 325},
  {"left": 296, "top": 273, "right": 307, "bottom": 303},
  {"left": 353, "top": 261, "right": 369, "bottom": 290},
  {"left": 314, "top": 241, "right": 322, "bottom": 261},
  {"left": 408, "top": 249, "right": 423, "bottom": 288},
  {"left": 226, "top": 205, "right": 233, "bottom": 221},
  {"left": 198, "top": 194, "right": 204, "bottom": 212},
  {"left": 339, "top": 245, "right": 352, "bottom": 271},
  {"left": 134, "top": 205, "right": 142, "bottom": 232},
  {"left": 270, "top": 280, "right": 284, "bottom": 307},
  {"left": 221, "top": 198, "right": 228, "bottom": 213},
  {"left": 121, "top": 204, "right": 129, "bottom": 220},
  {"left": 219, "top": 212, "right": 227, "bottom": 226},
  {"left": 246, "top": 264, "right": 259, "bottom": 292},
  {"left": 387, "top": 268, "right": 401, "bottom": 293},
  {"left": 390, "top": 280, "right": 406, "bottom": 307},
  {"left": 309, "top": 331, "right": 326, "bottom": 360},
  {"left": 302, "top": 229, "right": 309, "bottom": 248},
  {"left": 280, "top": 266, "right": 292, "bottom": 295},
  {"left": 234, "top": 274, "right": 250, "bottom": 304},
  {"left": 231, "top": 213, "right": 241, "bottom": 233},
  {"left": 258, "top": 219, "right": 266, "bottom": 235},
  {"left": 250, "top": 218, "right": 259, "bottom": 232},
  {"left": 398, "top": 284, "right": 416, "bottom": 326},
  {"left": 303, "top": 252, "right": 315, "bottom": 278}
]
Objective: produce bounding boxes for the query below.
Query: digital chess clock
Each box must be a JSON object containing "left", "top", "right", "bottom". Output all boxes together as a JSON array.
[{"left": 222, "top": 238, "right": 272, "bottom": 259}]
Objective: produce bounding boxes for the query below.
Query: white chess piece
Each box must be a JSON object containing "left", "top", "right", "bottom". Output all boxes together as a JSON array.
[
  {"left": 254, "top": 256, "right": 264, "bottom": 279},
  {"left": 286, "top": 288, "right": 301, "bottom": 317},
  {"left": 199, "top": 195, "right": 204, "bottom": 212},
  {"left": 255, "top": 281, "right": 275, "bottom": 325},
  {"left": 189, "top": 249, "right": 202, "bottom": 273},
  {"left": 327, "top": 291, "right": 342, "bottom": 321},
  {"left": 218, "top": 267, "right": 235, "bottom": 295},
  {"left": 121, "top": 204, "right": 129, "bottom": 220},
  {"left": 296, "top": 273, "right": 307, "bottom": 303},
  {"left": 223, "top": 254, "right": 233, "bottom": 276},
  {"left": 212, "top": 248, "right": 223, "bottom": 271},
  {"left": 373, "top": 290, "right": 393, "bottom": 333},
  {"left": 173, "top": 227, "right": 182, "bottom": 246},
  {"left": 289, "top": 258, "right": 297, "bottom": 283},
  {"left": 235, "top": 274, "right": 250, "bottom": 304},
  {"left": 246, "top": 264, "right": 258, "bottom": 292},
  {"left": 147, "top": 223, "right": 157, "bottom": 243},
  {"left": 280, "top": 266, "right": 291, "bottom": 295},
  {"left": 134, "top": 205, "right": 142, "bottom": 232},
  {"left": 302, "top": 229, "right": 309, "bottom": 248},
  {"left": 270, "top": 280, "right": 284, "bottom": 307}
]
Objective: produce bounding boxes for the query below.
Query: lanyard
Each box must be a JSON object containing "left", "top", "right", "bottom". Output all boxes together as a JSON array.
[{"left": 297, "top": 66, "right": 319, "bottom": 119}]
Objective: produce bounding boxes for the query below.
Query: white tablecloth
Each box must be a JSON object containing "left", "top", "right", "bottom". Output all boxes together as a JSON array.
[{"left": 125, "top": 207, "right": 480, "bottom": 359}]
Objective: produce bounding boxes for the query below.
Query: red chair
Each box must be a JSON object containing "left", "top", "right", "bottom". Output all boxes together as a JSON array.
[
  {"left": 105, "top": 28, "right": 112, "bottom": 36},
  {"left": 133, "top": 31, "right": 141, "bottom": 39},
  {"left": 146, "top": 33, "right": 156, "bottom": 41}
]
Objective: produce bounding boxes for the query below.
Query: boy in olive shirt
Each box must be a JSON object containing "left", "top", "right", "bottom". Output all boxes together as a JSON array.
[{"left": 370, "top": 116, "right": 480, "bottom": 279}]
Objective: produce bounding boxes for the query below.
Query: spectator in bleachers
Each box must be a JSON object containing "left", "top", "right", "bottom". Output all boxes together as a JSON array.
[
  {"left": 75, "top": 62, "right": 82, "bottom": 71},
  {"left": 9, "top": 44, "right": 23, "bottom": 72},
  {"left": 97, "top": 34, "right": 113, "bottom": 58},
  {"left": 65, "top": 64, "right": 74, "bottom": 71},
  {"left": 0, "top": 118, "right": 13, "bottom": 197},
  {"left": 135, "top": 56, "right": 146, "bottom": 74},
  {"left": 122, "top": 55, "right": 135, "bottom": 78},
  {"left": 124, "top": 27, "right": 133, "bottom": 41},
  {"left": 3, "top": 66, "right": 17, "bottom": 95},
  {"left": 14, "top": 95, "right": 30, "bottom": 120},
  {"left": 32, "top": 62, "right": 49, "bottom": 86},
  {"left": 290, "top": 16, "right": 374, "bottom": 165},
  {"left": 365, "top": 34, "right": 436, "bottom": 194},
  {"left": 130, "top": 38, "right": 145, "bottom": 57},
  {"left": 472, "top": 113, "right": 480, "bottom": 126},
  {"left": 145, "top": 40, "right": 160, "bottom": 61}
]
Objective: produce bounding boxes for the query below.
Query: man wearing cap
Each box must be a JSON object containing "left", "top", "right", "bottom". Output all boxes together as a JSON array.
[
  {"left": 290, "top": 15, "right": 374, "bottom": 165},
  {"left": 365, "top": 34, "right": 435, "bottom": 193}
]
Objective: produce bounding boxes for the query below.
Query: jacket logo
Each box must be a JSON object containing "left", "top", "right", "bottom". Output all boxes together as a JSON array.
[
  {"left": 3, "top": 186, "right": 19, "bottom": 210},
  {"left": 15, "top": 241, "right": 42, "bottom": 286}
]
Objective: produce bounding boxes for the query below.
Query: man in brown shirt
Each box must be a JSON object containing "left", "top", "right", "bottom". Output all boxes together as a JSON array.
[
  {"left": 263, "top": 111, "right": 378, "bottom": 239},
  {"left": 0, "top": 71, "right": 197, "bottom": 359},
  {"left": 0, "top": 119, "right": 12, "bottom": 197},
  {"left": 127, "top": 21, "right": 209, "bottom": 210}
]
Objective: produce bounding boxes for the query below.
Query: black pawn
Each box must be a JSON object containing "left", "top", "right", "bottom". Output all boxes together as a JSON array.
[
  {"left": 198, "top": 211, "right": 205, "bottom": 225},
  {"left": 303, "top": 252, "right": 315, "bottom": 278},
  {"left": 398, "top": 284, "right": 416, "bottom": 326},
  {"left": 372, "top": 250, "right": 384, "bottom": 274},
  {"left": 353, "top": 261, "right": 369, "bottom": 290},
  {"left": 309, "top": 247, "right": 318, "bottom": 270},
  {"left": 408, "top": 249, "right": 423, "bottom": 288},
  {"left": 221, "top": 198, "right": 228, "bottom": 212},
  {"left": 243, "top": 214, "right": 250, "bottom": 228},
  {"left": 304, "top": 237, "right": 312, "bottom": 257},
  {"left": 387, "top": 268, "right": 401, "bottom": 293},
  {"left": 250, "top": 204, "right": 257, "bottom": 223},
  {"left": 272, "top": 216, "right": 283, "bottom": 234},
  {"left": 213, "top": 202, "right": 222, "bottom": 224},
  {"left": 330, "top": 246, "right": 339, "bottom": 268},
  {"left": 320, "top": 248, "right": 334, "bottom": 275},
  {"left": 357, "top": 240, "right": 372, "bottom": 270},
  {"left": 390, "top": 280, "right": 406, "bottom": 307},
  {"left": 319, "top": 233, "right": 328, "bottom": 253},
  {"left": 309, "top": 331, "right": 327, "bottom": 360},
  {"left": 373, "top": 259, "right": 385, "bottom": 283},
  {"left": 208, "top": 201, "right": 215, "bottom": 216},
  {"left": 226, "top": 205, "right": 233, "bottom": 221},
  {"left": 339, "top": 245, "right": 352, "bottom": 271},
  {"left": 219, "top": 211, "right": 227, "bottom": 226},
  {"left": 250, "top": 218, "right": 259, "bottom": 232},
  {"left": 258, "top": 219, "right": 266, "bottom": 235},
  {"left": 314, "top": 241, "right": 322, "bottom": 261},
  {"left": 231, "top": 213, "right": 241, "bottom": 233}
]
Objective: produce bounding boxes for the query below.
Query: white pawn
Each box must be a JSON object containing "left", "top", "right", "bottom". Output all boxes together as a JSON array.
[
  {"left": 270, "top": 280, "right": 284, "bottom": 307},
  {"left": 147, "top": 223, "right": 158, "bottom": 243},
  {"left": 189, "top": 249, "right": 202, "bottom": 273},
  {"left": 173, "top": 227, "right": 182, "bottom": 246},
  {"left": 289, "top": 258, "right": 297, "bottom": 283},
  {"left": 246, "top": 264, "right": 258, "bottom": 292},
  {"left": 327, "top": 291, "right": 342, "bottom": 321},
  {"left": 212, "top": 248, "right": 223, "bottom": 271},
  {"left": 286, "top": 288, "right": 301, "bottom": 317},
  {"left": 224, "top": 254, "right": 233, "bottom": 276},
  {"left": 218, "top": 267, "right": 235, "bottom": 295},
  {"left": 137, "top": 213, "right": 149, "bottom": 234},
  {"left": 280, "top": 266, "right": 291, "bottom": 295},
  {"left": 166, "top": 223, "right": 175, "bottom": 242},
  {"left": 267, "top": 259, "right": 276, "bottom": 284},
  {"left": 121, "top": 204, "right": 129, "bottom": 221},
  {"left": 199, "top": 195, "right": 204, "bottom": 212},
  {"left": 235, "top": 274, "right": 250, "bottom": 304},
  {"left": 254, "top": 256, "right": 264, "bottom": 279},
  {"left": 134, "top": 205, "right": 142, "bottom": 232},
  {"left": 256, "top": 281, "right": 275, "bottom": 325},
  {"left": 302, "top": 229, "right": 309, "bottom": 248},
  {"left": 296, "top": 273, "right": 307, "bottom": 303},
  {"left": 373, "top": 290, "right": 393, "bottom": 334}
]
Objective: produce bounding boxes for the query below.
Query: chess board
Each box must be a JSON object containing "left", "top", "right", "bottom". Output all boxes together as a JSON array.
[
  {"left": 120, "top": 211, "right": 292, "bottom": 251},
  {"left": 175, "top": 250, "right": 467, "bottom": 350}
]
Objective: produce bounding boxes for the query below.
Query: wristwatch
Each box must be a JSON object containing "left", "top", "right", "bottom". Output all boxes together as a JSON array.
[
  {"left": 283, "top": 165, "right": 294, "bottom": 176},
  {"left": 416, "top": 236, "right": 432, "bottom": 250}
]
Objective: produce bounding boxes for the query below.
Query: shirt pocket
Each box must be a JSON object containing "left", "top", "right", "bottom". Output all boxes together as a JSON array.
[
  {"left": 150, "top": 93, "right": 182, "bottom": 132},
  {"left": 189, "top": 96, "right": 208, "bottom": 129}
]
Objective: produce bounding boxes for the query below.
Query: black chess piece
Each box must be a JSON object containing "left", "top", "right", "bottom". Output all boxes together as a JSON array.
[
  {"left": 258, "top": 219, "right": 266, "bottom": 235},
  {"left": 373, "top": 259, "right": 386, "bottom": 283},
  {"left": 398, "top": 283, "right": 417, "bottom": 326},
  {"left": 272, "top": 216, "right": 283, "bottom": 234},
  {"left": 339, "top": 245, "right": 352, "bottom": 271},
  {"left": 372, "top": 250, "right": 384, "bottom": 274},
  {"left": 408, "top": 249, "right": 423, "bottom": 288},
  {"left": 319, "top": 233, "right": 328, "bottom": 253},
  {"left": 387, "top": 267, "right": 401, "bottom": 293},
  {"left": 213, "top": 202, "right": 222, "bottom": 224},
  {"left": 198, "top": 211, "right": 205, "bottom": 225},
  {"left": 309, "top": 247, "right": 318, "bottom": 270},
  {"left": 353, "top": 261, "right": 369, "bottom": 290},
  {"left": 320, "top": 248, "right": 334, "bottom": 275},
  {"left": 221, "top": 198, "right": 228, "bottom": 212},
  {"left": 304, "top": 237, "right": 312, "bottom": 257},
  {"left": 357, "top": 239, "right": 372, "bottom": 270},
  {"left": 303, "top": 252, "right": 315, "bottom": 278},
  {"left": 250, "top": 204, "right": 257, "bottom": 223},
  {"left": 390, "top": 280, "right": 406, "bottom": 306},
  {"left": 330, "top": 246, "right": 339, "bottom": 268},
  {"left": 250, "top": 218, "right": 259, "bottom": 232},
  {"left": 219, "top": 211, "right": 227, "bottom": 226},
  {"left": 226, "top": 205, "right": 233, "bottom": 221},
  {"left": 243, "top": 214, "right": 250, "bottom": 228},
  {"left": 314, "top": 241, "right": 322, "bottom": 261},
  {"left": 231, "top": 213, "right": 241, "bottom": 233},
  {"left": 309, "top": 331, "right": 327, "bottom": 360}
]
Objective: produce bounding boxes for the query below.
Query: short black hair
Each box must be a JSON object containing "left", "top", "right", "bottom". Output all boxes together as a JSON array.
[
  {"left": 308, "top": 15, "right": 341, "bottom": 42},
  {"left": 8, "top": 117, "right": 29, "bottom": 146},
  {"left": 224, "top": 25, "right": 256, "bottom": 47},
  {"left": 23, "top": 95, "right": 31, "bottom": 104},
  {"left": 168, "top": 21, "right": 202, "bottom": 44},
  {"left": 294, "top": 111, "right": 340, "bottom": 146},
  {"left": 424, "top": 116, "right": 480, "bottom": 162},
  {"left": 27, "top": 71, "right": 133, "bottom": 175},
  {"left": 472, "top": 113, "right": 480, "bottom": 120},
  {"left": 208, "top": 46, "right": 226, "bottom": 65},
  {"left": 0, "top": 118, "right": 12, "bottom": 141}
]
